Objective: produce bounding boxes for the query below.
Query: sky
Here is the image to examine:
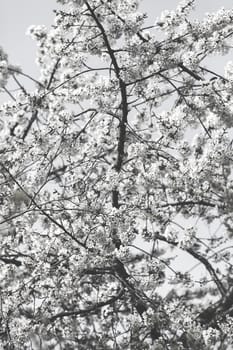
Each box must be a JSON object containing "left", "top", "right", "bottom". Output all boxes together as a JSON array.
[{"left": 0, "top": 0, "right": 57, "bottom": 79}]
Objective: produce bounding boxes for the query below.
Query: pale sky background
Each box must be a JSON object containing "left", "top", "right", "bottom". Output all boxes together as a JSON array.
[{"left": 0, "top": 0, "right": 233, "bottom": 280}]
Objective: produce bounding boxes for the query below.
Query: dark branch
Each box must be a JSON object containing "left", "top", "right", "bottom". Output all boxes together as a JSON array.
[
  {"left": 155, "top": 232, "right": 226, "bottom": 297},
  {"left": 49, "top": 288, "right": 124, "bottom": 322}
]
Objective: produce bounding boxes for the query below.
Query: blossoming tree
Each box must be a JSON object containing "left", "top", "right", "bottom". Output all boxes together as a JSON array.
[{"left": 1, "top": 0, "right": 233, "bottom": 348}]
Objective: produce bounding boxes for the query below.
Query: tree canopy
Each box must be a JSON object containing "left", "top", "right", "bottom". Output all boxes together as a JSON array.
[{"left": 1, "top": 0, "right": 233, "bottom": 348}]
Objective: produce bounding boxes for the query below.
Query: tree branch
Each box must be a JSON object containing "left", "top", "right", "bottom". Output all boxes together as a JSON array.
[
  {"left": 49, "top": 288, "right": 124, "bottom": 322},
  {"left": 0, "top": 163, "right": 87, "bottom": 249},
  {"left": 155, "top": 232, "right": 226, "bottom": 297}
]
